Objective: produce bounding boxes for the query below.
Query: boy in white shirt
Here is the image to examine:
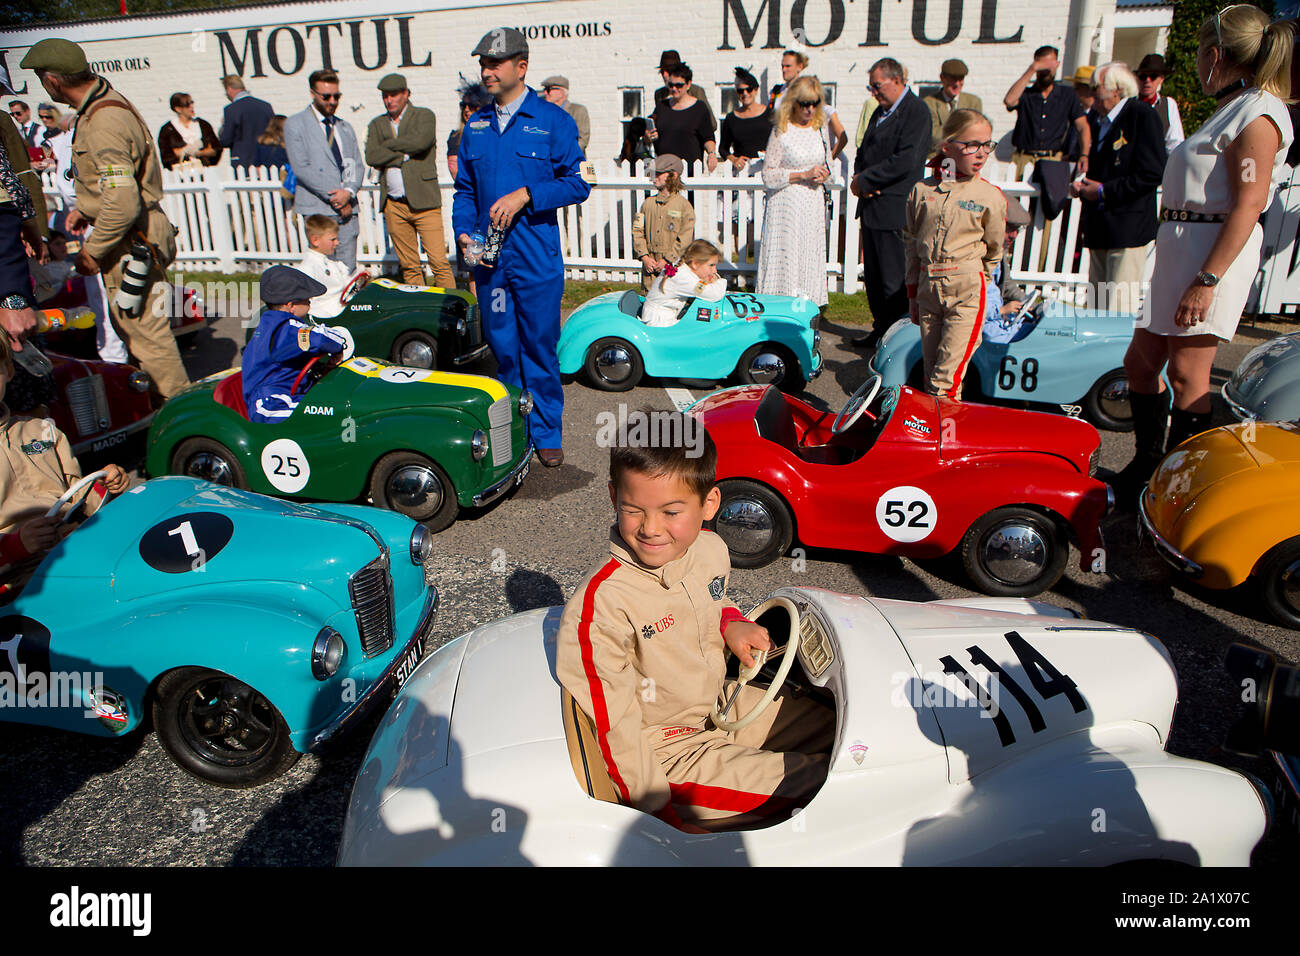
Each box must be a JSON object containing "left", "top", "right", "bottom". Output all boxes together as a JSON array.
[{"left": 297, "top": 214, "right": 368, "bottom": 319}]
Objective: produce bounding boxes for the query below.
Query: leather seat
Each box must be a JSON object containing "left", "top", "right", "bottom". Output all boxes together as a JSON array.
[
  {"left": 753, "top": 387, "right": 850, "bottom": 464},
  {"left": 561, "top": 688, "right": 620, "bottom": 804},
  {"left": 213, "top": 372, "right": 249, "bottom": 420}
]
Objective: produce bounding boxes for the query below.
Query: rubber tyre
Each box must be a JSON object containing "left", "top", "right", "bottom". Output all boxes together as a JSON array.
[
  {"left": 1083, "top": 368, "right": 1134, "bottom": 432},
  {"left": 392, "top": 330, "right": 439, "bottom": 370},
  {"left": 152, "top": 666, "right": 300, "bottom": 789},
  {"left": 583, "top": 337, "right": 644, "bottom": 391},
  {"left": 960, "top": 506, "right": 1069, "bottom": 597},
  {"left": 170, "top": 437, "right": 248, "bottom": 489},
  {"left": 710, "top": 479, "right": 794, "bottom": 569},
  {"left": 736, "top": 343, "right": 806, "bottom": 393},
  {"left": 368, "top": 451, "right": 458, "bottom": 531},
  {"left": 1257, "top": 537, "right": 1300, "bottom": 630}
]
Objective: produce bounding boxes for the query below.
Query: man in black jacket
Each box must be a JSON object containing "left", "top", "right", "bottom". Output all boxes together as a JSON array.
[
  {"left": 218, "top": 75, "right": 275, "bottom": 170},
  {"left": 850, "top": 58, "right": 931, "bottom": 348},
  {"left": 1069, "top": 62, "right": 1164, "bottom": 315}
]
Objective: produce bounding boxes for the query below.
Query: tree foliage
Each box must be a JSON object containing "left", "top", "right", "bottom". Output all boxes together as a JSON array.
[{"left": 1164, "top": 0, "right": 1275, "bottom": 135}]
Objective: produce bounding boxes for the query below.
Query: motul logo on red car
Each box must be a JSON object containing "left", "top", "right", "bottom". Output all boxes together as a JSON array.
[{"left": 903, "top": 416, "right": 932, "bottom": 435}]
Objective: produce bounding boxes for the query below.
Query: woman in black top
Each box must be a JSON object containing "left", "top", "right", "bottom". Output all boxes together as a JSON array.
[
  {"left": 646, "top": 62, "right": 718, "bottom": 170},
  {"left": 719, "top": 67, "right": 772, "bottom": 171},
  {"left": 156, "top": 92, "right": 222, "bottom": 169}
]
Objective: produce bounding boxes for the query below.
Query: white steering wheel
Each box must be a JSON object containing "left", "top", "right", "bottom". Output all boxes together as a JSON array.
[
  {"left": 710, "top": 597, "right": 801, "bottom": 733},
  {"left": 45, "top": 469, "right": 112, "bottom": 525},
  {"left": 832, "top": 374, "right": 882, "bottom": 435}
]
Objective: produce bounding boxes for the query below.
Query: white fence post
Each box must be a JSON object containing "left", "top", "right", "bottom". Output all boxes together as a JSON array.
[{"left": 206, "top": 165, "right": 236, "bottom": 274}]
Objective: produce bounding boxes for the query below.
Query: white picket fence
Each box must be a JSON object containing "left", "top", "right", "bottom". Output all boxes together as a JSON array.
[{"left": 39, "top": 158, "right": 1300, "bottom": 310}]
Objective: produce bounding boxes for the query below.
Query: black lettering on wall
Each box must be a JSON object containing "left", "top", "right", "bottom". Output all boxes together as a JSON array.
[
  {"left": 719, "top": 0, "right": 782, "bottom": 50},
  {"left": 859, "top": 0, "right": 886, "bottom": 47},
  {"left": 267, "top": 26, "right": 306, "bottom": 75},
  {"left": 348, "top": 18, "right": 389, "bottom": 71},
  {"left": 306, "top": 22, "right": 345, "bottom": 71},
  {"left": 790, "top": 0, "right": 845, "bottom": 47},
  {"left": 216, "top": 29, "right": 265, "bottom": 78},
  {"left": 912, "top": 0, "right": 963, "bottom": 46},
  {"left": 975, "top": 0, "right": 1024, "bottom": 43},
  {"left": 395, "top": 16, "right": 432, "bottom": 67}
]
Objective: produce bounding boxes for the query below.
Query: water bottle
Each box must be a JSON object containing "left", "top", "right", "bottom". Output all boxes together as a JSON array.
[
  {"left": 114, "top": 239, "right": 153, "bottom": 318},
  {"left": 480, "top": 224, "right": 504, "bottom": 268},
  {"left": 465, "top": 231, "right": 486, "bottom": 266}
]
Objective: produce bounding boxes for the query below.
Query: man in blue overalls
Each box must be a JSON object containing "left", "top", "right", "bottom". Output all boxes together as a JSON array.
[{"left": 453, "top": 27, "right": 591, "bottom": 468}]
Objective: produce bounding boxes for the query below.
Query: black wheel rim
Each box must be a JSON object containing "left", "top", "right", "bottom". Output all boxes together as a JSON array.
[
  {"left": 176, "top": 676, "right": 280, "bottom": 768},
  {"left": 1277, "top": 556, "right": 1300, "bottom": 617}
]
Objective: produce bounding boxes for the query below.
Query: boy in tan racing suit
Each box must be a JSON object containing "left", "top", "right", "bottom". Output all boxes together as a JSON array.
[{"left": 556, "top": 411, "right": 833, "bottom": 831}]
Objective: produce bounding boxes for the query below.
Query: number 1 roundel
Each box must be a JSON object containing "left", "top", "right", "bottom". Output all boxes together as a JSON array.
[
  {"left": 139, "top": 512, "right": 235, "bottom": 574},
  {"left": 875, "top": 486, "right": 938, "bottom": 543}
]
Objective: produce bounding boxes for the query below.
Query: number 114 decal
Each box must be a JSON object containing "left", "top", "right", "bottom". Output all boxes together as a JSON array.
[{"left": 940, "top": 630, "right": 1088, "bottom": 747}]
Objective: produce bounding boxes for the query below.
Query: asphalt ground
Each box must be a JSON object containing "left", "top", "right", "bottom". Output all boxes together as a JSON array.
[{"left": 0, "top": 304, "right": 1296, "bottom": 867}]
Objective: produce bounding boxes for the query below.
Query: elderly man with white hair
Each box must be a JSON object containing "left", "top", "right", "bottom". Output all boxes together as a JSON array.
[{"left": 1069, "top": 61, "right": 1166, "bottom": 311}]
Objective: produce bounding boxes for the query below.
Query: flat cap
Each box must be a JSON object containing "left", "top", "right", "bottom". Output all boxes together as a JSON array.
[
  {"left": 1005, "top": 200, "right": 1032, "bottom": 227},
  {"left": 652, "top": 153, "right": 684, "bottom": 176},
  {"left": 20, "top": 38, "right": 89, "bottom": 74},
  {"left": 540, "top": 75, "right": 569, "bottom": 90},
  {"left": 260, "top": 265, "right": 326, "bottom": 305},
  {"left": 377, "top": 73, "right": 408, "bottom": 93},
  {"left": 939, "top": 59, "right": 968, "bottom": 78},
  {"left": 473, "top": 27, "right": 529, "bottom": 60}
]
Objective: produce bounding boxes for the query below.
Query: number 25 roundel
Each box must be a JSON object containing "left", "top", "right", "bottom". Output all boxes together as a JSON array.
[{"left": 139, "top": 512, "right": 235, "bottom": 574}]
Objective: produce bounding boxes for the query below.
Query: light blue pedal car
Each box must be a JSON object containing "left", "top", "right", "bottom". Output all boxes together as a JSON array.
[
  {"left": 1223, "top": 330, "right": 1300, "bottom": 423},
  {"left": 559, "top": 289, "right": 822, "bottom": 392},
  {"left": 0, "top": 475, "right": 436, "bottom": 788},
  {"left": 868, "top": 300, "right": 1136, "bottom": 431}
]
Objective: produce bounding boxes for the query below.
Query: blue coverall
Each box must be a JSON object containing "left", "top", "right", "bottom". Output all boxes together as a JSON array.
[
  {"left": 242, "top": 309, "right": 348, "bottom": 423},
  {"left": 452, "top": 87, "right": 590, "bottom": 450}
]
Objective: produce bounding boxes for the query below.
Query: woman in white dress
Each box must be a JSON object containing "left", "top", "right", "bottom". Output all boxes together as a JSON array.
[
  {"left": 1114, "top": 5, "right": 1294, "bottom": 498},
  {"left": 756, "top": 75, "right": 834, "bottom": 307}
]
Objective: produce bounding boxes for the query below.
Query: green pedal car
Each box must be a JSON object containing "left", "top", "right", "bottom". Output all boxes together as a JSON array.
[{"left": 146, "top": 357, "right": 533, "bottom": 531}]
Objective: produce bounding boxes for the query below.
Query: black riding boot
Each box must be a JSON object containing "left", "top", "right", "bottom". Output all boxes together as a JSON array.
[
  {"left": 1110, "top": 388, "right": 1170, "bottom": 508},
  {"left": 1165, "top": 406, "right": 1214, "bottom": 453}
]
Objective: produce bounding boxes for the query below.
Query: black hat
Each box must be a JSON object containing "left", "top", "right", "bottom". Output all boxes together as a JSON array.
[
  {"left": 1136, "top": 54, "right": 1170, "bottom": 77},
  {"left": 472, "top": 27, "right": 529, "bottom": 60},
  {"left": 658, "top": 50, "right": 682, "bottom": 71},
  {"left": 260, "top": 265, "right": 326, "bottom": 305}
]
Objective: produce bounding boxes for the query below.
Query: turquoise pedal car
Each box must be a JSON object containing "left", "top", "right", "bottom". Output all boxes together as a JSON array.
[
  {"left": 0, "top": 474, "right": 436, "bottom": 788},
  {"left": 558, "top": 289, "right": 822, "bottom": 392},
  {"left": 868, "top": 300, "right": 1136, "bottom": 431}
]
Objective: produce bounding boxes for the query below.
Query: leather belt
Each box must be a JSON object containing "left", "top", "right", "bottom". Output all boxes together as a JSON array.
[
  {"left": 1161, "top": 207, "right": 1226, "bottom": 224},
  {"left": 1020, "top": 149, "right": 1061, "bottom": 157}
]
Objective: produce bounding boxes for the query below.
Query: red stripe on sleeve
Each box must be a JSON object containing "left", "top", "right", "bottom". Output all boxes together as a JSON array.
[
  {"left": 576, "top": 559, "right": 633, "bottom": 806},
  {"left": 948, "top": 272, "right": 987, "bottom": 398}
]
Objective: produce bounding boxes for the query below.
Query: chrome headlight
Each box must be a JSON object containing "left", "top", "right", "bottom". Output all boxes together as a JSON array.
[
  {"left": 456, "top": 317, "right": 467, "bottom": 334},
  {"left": 311, "top": 627, "right": 346, "bottom": 681},
  {"left": 129, "top": 371, "right": 152, "bottom": 392},
  {"left": 518, "top": 390, "right": 534, "bottom": 416},
  {"left": 471, "top": 429, "right": 488, "bottom": 461},
  {"left": 410, "top": 524, "right": 433, "bottom": 564}
]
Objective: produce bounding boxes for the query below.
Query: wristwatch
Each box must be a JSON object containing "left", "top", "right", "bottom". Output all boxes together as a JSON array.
[
  {"left": 0, "top": 293, "right": 31, "bottom": 311},
  {"left": 1194, "top": 271, "right": 1220, "bottom": 287},
  {"left": 522, "top": 186, "right": 533, "bottom": 207}
]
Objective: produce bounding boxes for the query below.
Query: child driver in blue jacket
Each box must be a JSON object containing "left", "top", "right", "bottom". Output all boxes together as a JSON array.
[{"left": 243, "top": 265, "right": 355, "bottom": 424}]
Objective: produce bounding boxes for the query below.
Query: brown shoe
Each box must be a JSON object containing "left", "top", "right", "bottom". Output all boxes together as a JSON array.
[{"left": 537, "top": 448, "right": 564, "bottom": 468}]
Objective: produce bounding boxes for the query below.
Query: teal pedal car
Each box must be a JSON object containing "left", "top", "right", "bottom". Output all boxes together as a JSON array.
[
  {"left": 146, "top": 357, "right": 532, "bottom": 532},
  {"left": 558, "top": 289, "right": 822, "bottom": 392},
  {"left": 244, "top": 277, "right": 489, "bottom": 371},
  {"left": 868, "top": 299, "right": 1137, "bottom": 431},
  {"left": 0, "top": 474, "right": 437, "bottom": 788}
]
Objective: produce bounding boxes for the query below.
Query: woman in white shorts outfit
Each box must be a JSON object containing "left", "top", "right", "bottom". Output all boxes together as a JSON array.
[{"left": 1113, "top": 4, "right": 1294, "bottom": 501}]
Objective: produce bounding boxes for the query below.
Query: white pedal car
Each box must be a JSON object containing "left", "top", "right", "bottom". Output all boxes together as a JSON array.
[{"left": 338, "top": 587, "right": 1270, "bottom": 866}]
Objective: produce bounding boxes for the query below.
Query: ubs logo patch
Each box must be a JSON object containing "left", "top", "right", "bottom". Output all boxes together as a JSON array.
[{"left": 641, "top": 614, "right": 675, "bottom": 639}]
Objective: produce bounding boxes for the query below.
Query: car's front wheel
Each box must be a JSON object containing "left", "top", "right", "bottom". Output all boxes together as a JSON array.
[
  {"left": 710, "top": 479, "right": 794, "bottom": 569},
  {"left": 960, "top": 506, "right": 1069, "bottom": 597},
  {"left": 736, "top": 343, "right": 805, "bottom": 393},
  {"left": 171, "top": 437, "right": 248, "bottom": 489},
  {"left": 1257, "top": 537, "right": 1300, "bottom": 630},
  {"left": 369, "top": 451, "right": 457, "bottom": 531},
  {"left": 392, "top": 330, "right": 438, "bottom": 370},
  {"left": 584, "top": 337, "right": 644, "bottom": 391},
  {"left": 1084, "top": 369, "right": 1133, "bottom": 432},
  {"left": 152, "top": 666, "right": 300, "bottom": 789}
]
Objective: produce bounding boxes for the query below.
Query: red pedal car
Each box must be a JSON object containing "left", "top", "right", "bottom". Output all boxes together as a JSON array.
[
  {"left": 690, "top": 378, "right": 1113, "bottom": 596},
  {"left": 48, "top": 350, "right": 155, "bottom": 458}
]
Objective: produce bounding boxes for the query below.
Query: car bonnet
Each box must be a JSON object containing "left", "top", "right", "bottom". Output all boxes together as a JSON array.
[
  {"left": 1142, "top": 424, "right": 1285, "bottom": 530},
  {"left": 1226, "top": 331, "right": 1300, "bottom": 418}
]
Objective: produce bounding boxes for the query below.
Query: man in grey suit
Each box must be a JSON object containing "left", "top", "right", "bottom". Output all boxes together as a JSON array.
[
  {"left": 364, "top": 73, "right": 454, "bottom": 287},
  {"left": 284, "top": 69, "right": 364, "bottom": 269}
]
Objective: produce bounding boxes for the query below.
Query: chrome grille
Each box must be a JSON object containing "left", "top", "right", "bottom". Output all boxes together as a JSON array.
[
  {"left": 488, "top": 396, "right": 512, "bottom": 467},
  {"left": 65, "top": 374, "right": 110, "bottom": 438},
  {"left": 798, "top": 611, "right": 834, "bottom": 679},
  {"left": 348, "top": 556, "right": 394, "bottom": 657}
]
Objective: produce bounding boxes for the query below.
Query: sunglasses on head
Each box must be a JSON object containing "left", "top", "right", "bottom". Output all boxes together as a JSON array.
[
  {"left": 797, "top": 99, "right": 821, "bottom": 109},
  {"left": 314, "top": 91, "right": 342, "bottom": 101}
]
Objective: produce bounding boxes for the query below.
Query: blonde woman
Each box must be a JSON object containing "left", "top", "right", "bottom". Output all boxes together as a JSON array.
[
  {"left": 756, "top": 75, "right": 834, "bottom": 306},
  {"left": 1114, "top": 5, "right": 1295, "bottom": 500}
]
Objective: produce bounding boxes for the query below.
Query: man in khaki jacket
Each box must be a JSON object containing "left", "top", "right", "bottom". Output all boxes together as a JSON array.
[
  {"left": 364, "top": 73, "right": 454, "bottom": 288},
  {"left": 22, "top": 38, "right": 190, "bottom": 399}
]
